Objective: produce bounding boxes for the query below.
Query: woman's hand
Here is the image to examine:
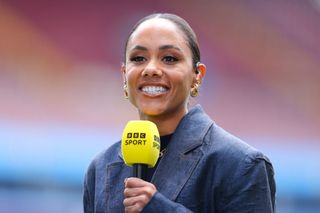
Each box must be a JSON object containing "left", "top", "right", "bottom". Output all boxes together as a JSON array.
[{"left": 123, "top": 177, "right": 157, "bottom": 213}]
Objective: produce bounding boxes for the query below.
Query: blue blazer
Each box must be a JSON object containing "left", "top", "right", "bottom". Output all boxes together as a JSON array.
[{"left": 83, "top": 105, "right": 275, "bottom": 212}]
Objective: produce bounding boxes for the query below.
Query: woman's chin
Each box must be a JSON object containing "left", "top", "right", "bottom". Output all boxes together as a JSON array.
[
  {"left": 140, "top": 109, "right": 163, "bottom": 117},
  {"left": 138, "top": 104, "right": 166, "bottom": 118}
]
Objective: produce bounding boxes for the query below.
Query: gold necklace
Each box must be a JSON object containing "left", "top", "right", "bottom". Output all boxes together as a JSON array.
[{"left": 159, "top": 148, "right": 166, "bottom": 157}]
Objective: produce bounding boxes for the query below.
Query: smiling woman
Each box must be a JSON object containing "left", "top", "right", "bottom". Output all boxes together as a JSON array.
[
  {"left": 83, "top": 13, "right": 276, "bottom": 213},
  {"left": 123, "top": 17, "right": 205, "bottom": 134}
]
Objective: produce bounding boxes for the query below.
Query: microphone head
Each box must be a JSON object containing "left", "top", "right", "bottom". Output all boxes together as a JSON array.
[{"left": 121, "top": 120, "right": 160, "bottom": 168}]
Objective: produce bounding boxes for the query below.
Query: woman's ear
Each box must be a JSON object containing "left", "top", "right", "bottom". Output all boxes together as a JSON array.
[{"left": 196, "top": 63, "right": 206, "bottom": 83}]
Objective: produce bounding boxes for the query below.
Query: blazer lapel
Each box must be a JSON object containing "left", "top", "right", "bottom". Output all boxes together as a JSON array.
[
  {"left": 152, "top": 141, "right": 204, "bottom": 201},
  {"left": 151, "top": 105, "right": 213, "bottom": 201}
]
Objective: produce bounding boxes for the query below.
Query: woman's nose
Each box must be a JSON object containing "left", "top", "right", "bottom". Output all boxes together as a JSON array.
[{"left": 141, "top": 60, "right": 163, "bottom": 77}]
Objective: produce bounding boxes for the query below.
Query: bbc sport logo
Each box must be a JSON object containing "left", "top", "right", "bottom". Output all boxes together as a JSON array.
[{"left": 127, "top": 132, "right": 146, "bottom": 139}]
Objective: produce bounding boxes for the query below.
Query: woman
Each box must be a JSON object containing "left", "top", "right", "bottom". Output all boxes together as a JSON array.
[{"left": 83, "top": 13, "right": 276, "bottom": 213}]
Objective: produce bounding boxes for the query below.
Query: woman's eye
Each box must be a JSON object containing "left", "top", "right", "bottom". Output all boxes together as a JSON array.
[
  {"left": 162, "top": 56, "right": 178, "bottom": 63},
  {"left": 130, "top": 56, "right": 145, "bottom": 62}
]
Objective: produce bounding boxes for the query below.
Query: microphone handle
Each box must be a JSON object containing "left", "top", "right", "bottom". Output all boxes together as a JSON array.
[{"left": 133, "top": 164, "right": 148, "bottom": 180}]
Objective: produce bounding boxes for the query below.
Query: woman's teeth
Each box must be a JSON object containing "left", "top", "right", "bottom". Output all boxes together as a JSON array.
[{"left": 142, "top": 86, "right": 168, "bottom": 94}]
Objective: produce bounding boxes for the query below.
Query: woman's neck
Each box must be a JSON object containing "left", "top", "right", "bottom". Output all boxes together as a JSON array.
[{"left": 139, "top": 108, "right": 188, "bottom": 136}]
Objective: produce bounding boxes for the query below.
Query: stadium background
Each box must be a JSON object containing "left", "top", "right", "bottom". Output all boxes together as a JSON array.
[{"left": 1, "top": 0, "right": 319, "bottom": 212}]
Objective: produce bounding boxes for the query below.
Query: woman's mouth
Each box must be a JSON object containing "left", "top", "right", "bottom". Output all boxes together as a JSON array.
[{"left": 141, "top": 86, "right": 169, "bottom": 95}]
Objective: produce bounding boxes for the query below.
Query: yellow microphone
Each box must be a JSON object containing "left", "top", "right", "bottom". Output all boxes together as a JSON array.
[{"left": 121, "top": 120, "right": 160, "bottom": 180}]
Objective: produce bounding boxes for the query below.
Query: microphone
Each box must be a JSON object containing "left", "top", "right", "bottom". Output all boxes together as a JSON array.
[{"left": 121, "top": 120, "right": 160, "bottom": 180}]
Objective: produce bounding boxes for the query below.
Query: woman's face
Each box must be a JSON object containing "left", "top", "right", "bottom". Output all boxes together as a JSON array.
[{"left": 123, "top": 18, "right": 196, "bottom": 119}]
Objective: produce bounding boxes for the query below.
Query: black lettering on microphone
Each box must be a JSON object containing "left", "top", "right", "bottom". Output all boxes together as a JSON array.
[
  {"left": 153, "top": 141, "right": 160, "bottom": 150},
  {"left": 140, "top": 133, "right": 146, "bottom": 138},
  {"left": 125, "top": 139, "right": 147, "bottom": 145},
  {"left": 127, "top": 133, "right": 132, "bottom": 138},
  {"left": 154, "top": 135, "right": 160, "bottom": 142},
  {"left": 133, "top": 132, "right": 139, "bottom": 138}
]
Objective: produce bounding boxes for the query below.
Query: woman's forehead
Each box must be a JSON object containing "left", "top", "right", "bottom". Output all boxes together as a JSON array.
[
  {"left": 135, "top": 18, "right": 177, "bottom": 32},
  {"left": 127, "top": 18, "right": 187, "bottom": 49}
]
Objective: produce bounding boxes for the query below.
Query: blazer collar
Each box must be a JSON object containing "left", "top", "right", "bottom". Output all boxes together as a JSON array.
[
  {"left": 152, "top": 104, "right": 213, "bottom": 201},
  {"left": 167, "top": 104, "right": 213, "bottom": 154}
]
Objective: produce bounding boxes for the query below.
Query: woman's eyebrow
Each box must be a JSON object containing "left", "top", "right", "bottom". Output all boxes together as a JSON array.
[
  {"left": 130, "top": 45, "right": 148, "bottom": 52},
  {"left": 129, "top": 44, "right": 182, "bottom": 52},
  {"left": 159, "top": 45, "right": 182, "bottom": 52}
]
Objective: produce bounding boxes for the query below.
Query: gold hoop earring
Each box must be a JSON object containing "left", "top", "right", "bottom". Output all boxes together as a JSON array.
[
  {"left": 190, "top": 83, "right": 199, "bottom": 97},
  {"left": 123, "top": 83, "right": 128, "bottom": 99}
]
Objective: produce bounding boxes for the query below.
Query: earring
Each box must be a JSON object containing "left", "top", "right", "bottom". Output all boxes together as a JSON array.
[
  {"left": 123, "top": 83, "right": 128, "bottom": 99},
  {"left": 195, "top": 62, "right": 200, "bottom": 74},
  {"left": 190, "top": 83, "right": 199, "bottom": 97}
]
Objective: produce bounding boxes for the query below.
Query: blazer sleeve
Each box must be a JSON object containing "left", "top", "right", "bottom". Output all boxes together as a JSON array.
[
  {"left": 220, "top": 152, "right": 276, "bottom": 213},
  {"left": 142, "top": 192, "right": 194, "bottom": 213},
  {"left": 83, "top": 161, "right": 96, "bottom": 213}
]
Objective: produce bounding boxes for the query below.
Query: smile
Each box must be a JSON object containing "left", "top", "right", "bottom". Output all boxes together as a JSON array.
[{"left": 141, "top": 86, "right": 168, "bottom": 95}]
